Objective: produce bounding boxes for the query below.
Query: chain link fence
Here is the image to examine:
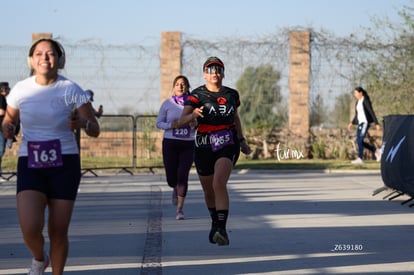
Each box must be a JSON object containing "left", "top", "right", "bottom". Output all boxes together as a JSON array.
[
  {"left": 1, "top": 28, "right": 388, "bottom": 165},
  {"left": 0, "top": 29, "right": 365, "bottom": 117}
]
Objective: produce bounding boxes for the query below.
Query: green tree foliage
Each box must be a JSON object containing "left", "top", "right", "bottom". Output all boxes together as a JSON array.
[
  {"left": 329, "top": 5, "right": 413, "bottom": 127},
  {"left": 236, "top": 65, "right": 285, "bottom": 130},
  {"left": 331, "top": 92, "right": 353, "bottom": 127},
  {"left": 355, "top": 5, "right": 414, "bottom": 116},
  {"left": 310, "top": 94, "right": 328, "bottom": 127}
]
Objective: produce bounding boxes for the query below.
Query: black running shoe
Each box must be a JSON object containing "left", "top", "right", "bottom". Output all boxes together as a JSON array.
[
  {"left": 209, "top": 221, "right": 217, "bottom": 244},
  {"left": 213, "top": 228, "right": 229, "bottom": 246}
]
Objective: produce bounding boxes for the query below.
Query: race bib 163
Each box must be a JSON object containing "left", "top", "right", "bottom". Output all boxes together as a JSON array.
[{"left": 27, "top": 139, "right": 63, "bottom": 168}]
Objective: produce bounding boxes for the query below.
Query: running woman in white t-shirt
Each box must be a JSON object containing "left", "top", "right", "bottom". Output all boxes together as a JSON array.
[{"left": 2, "top": 38, "right": 100, "bottom": 275}]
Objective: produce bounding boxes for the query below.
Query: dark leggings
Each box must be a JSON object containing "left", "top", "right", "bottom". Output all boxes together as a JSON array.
[
  {"left": 162, "top": 138, "right": 194, "bottom": 197},
  {"left": 356, "top": 122, "right": 376, "bottom": 158}
]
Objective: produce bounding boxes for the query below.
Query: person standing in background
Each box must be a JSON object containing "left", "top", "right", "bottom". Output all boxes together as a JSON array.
[
  {"left": 2, "top": 38, "right": 100, "bottom": 275},
  {"left": 348, "top": 86, "right": 381, "bottom": 164},
  {"left": 156, "top": 75, "right": 195, "bottom": 220},
  {"left": 0, "top": 82, "right": 10, "bottom": 181},
  {"left": 176, "top": 57, "right": 251, "bottom": 246}
]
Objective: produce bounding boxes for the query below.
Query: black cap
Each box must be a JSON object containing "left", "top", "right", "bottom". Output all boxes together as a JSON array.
[{"left": 203, "top": 56, "right": 224, "bottom": 70}]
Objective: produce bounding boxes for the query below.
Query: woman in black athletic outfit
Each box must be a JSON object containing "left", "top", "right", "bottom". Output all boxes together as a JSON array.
[{"left": 176, "top": 56, "right": 251, "bottom": 246}]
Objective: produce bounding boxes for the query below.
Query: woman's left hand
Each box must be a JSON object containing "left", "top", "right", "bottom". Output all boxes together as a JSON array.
[{"left": 240, "top": 141, "right": 252, "bottom": 155}]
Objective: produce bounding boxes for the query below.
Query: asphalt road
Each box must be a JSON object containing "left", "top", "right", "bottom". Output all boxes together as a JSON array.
[{"left": 1, "top": 169, "right": 413, "bottom": 274}]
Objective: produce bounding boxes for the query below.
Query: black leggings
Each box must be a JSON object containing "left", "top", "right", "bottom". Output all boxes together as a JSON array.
[{"left": 162, "top": 139, "right": 194, "bottom": 197}]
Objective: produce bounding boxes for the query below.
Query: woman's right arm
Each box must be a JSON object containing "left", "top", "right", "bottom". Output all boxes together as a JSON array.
[
  {"left": 174, "top": 105, "right": 203, "bottom": 128},
  {"left": 156, "top": 101, "right": 172, "bottom": 130}
]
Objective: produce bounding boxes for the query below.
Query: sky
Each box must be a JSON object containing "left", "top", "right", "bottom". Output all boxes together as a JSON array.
[{"left": 2, "top": 0, "right": 411, "bottom": 45}]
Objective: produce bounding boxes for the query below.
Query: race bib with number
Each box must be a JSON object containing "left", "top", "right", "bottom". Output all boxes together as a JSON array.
[
  {"left": 27, "top": 139, "right": 63, "bottom": 168},
  {"left": 209, "top": 129, "right": 234, "bottom": 152},
  {"left": 173, "top": 126, "right": 191, "bottom": 138}
]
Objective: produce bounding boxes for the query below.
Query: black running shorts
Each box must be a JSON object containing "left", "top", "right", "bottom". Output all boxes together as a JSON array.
[
  {"left": 17, "top": 154, "right": 81, "bottom": 200},
  {"left": 194, "top": 131, "right": 240, "bottom": 176}
]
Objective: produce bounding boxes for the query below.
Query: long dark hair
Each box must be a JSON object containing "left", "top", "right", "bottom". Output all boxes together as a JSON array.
[{"left": 354, "top": 86, "right": 371, "bottom": 101}]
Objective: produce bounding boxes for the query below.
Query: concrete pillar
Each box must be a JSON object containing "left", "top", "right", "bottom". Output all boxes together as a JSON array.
[
  {"left": 289, "top": 31, "right": 310, "bottom": 140},
  {"left": 160, "top": 32, "right": 182, "bottom": 103}
]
